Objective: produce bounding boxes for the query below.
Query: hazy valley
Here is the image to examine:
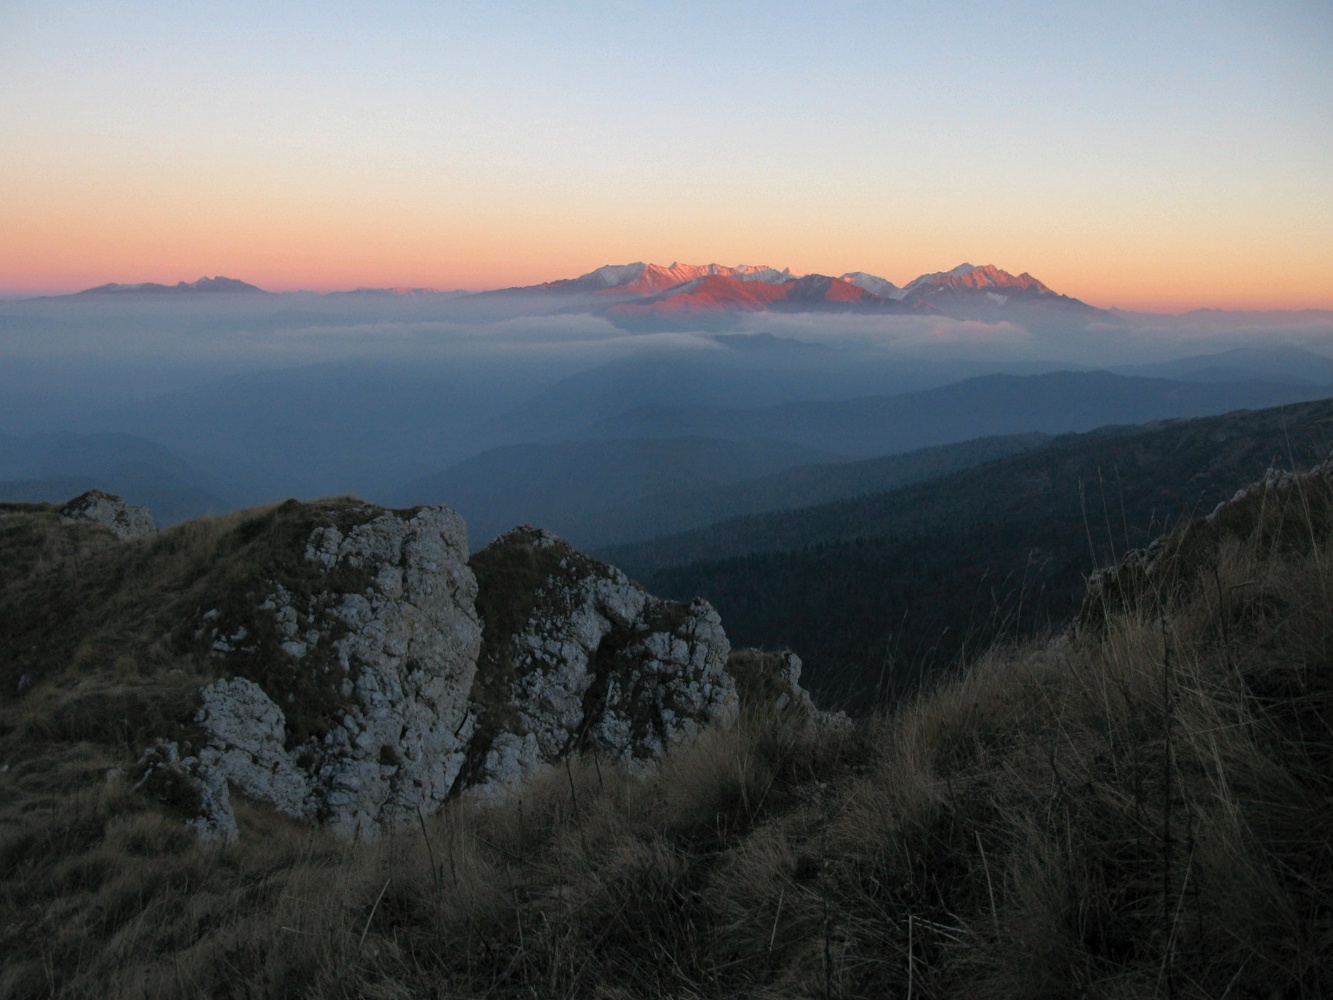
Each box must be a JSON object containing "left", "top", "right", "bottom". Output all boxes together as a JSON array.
[{"left": 4, "top": 261, "right": 1332, "bottom": 520}]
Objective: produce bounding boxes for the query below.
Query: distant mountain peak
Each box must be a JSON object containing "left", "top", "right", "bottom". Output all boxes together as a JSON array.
[
  {"left": 78, "top": 276, "right": 265, "bottom": 295},
  {"left": 586, "top": 262, "right": 649, "bottom": 288},
  {"left": 608, "top": 273, "right": 793, "bottom": 315},
  {"left": 180, "top": 276, "right": 264, "bottom": 292},
  {"left": 581, "top": 262, "right": 801, "bottom": 296},
  {"left": 904, "top": 264, "right": 1052, "bottom": 296},
  {"left": 839, "top": 271, "right": 904, "bottom": 299}
]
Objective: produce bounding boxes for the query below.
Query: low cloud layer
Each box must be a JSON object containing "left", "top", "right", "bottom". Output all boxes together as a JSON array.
[
  {"left": 2, "top": 293, "right": 1331, "bottom": 442},
  {"left": 731, "top": 312, "right": 1037, "bottom": 356}
]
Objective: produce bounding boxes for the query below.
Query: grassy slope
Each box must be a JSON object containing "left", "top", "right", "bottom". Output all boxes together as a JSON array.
[{"left": 2, "top": 462, "right": 1332, "bottom": 996}]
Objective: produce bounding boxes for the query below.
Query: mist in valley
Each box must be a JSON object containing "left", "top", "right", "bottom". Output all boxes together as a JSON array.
[{"left": 3, "top": 285, "right": 1332, "bottom": 539}]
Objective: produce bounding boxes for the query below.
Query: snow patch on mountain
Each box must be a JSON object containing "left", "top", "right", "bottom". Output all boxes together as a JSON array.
[
  {"left": 840, "top": 272, "right": 905, "bottom": 299},
  {"left": 903, "top": 263, "right": 979, "bottom": 293},
  {"left": 587, "top": 262, "right": 649, "bottom": 288}
]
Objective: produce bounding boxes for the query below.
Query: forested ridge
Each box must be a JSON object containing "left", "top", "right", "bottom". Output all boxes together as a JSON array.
[{"left": 630, "top": 399, "right": 1333, "bottom": 706}]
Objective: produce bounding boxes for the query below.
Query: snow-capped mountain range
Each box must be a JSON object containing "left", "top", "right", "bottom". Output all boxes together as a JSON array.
[
  {"left": 571, "top": 262, "right": 803, "bottom": 295},
  {"left": 53, "top": 262, "right": 1104, "bottom": 324},
  {"left": 531, "top": 260, "right": 1057, "bottom": 299},
  {"left": 496, "top": 260, "right": 1100, "bottom": 323}
]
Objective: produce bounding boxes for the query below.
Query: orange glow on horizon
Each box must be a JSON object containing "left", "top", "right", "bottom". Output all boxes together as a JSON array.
[
  {"left": 2, "top": 255, "right": 1330, "bottom": 314},
  {"left": 3, "top": 3, "right": 1329, "bottom": 320},
  {"left": 2, "top": 190, "right": 1330, "bottom": 311},
  {"left": 3, "top": 266, "right": 1331, "bottom": 314},
  {"left": 3, "top": 134, "right": 1330, "bottom": 311}
]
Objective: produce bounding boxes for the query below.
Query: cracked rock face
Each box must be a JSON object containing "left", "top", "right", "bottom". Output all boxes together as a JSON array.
[
  {"left": 59, "top": 489, "right": 155, "bottom": 539},
  {"left": 465, "top": 526, "right": 736, "bottom": 796},
  {"left": 186, "top": 502, "right": 482, "bottom": 840}
]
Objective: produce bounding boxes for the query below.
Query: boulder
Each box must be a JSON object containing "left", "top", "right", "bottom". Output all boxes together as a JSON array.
[
  {"left": 58, "top": 489, "right": 155, "bottom": 539},
  {"left": 464, "top": 526, "right": 736, "bottom": 795},
  {"left": 186, "top": 502, "right": 482, "bottom": 839}
]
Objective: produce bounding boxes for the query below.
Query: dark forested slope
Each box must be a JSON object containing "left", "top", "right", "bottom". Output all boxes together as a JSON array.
[{"left": 626, "top": 399, "right": 1333, "bottom": 707}]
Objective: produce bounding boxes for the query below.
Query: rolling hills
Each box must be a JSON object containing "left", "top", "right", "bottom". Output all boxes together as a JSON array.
[
  {"left": 582, "top": 371, "right": 1329, "bottom": 456},
  {"left": 390, "top": 436, "right": 848, "bottom": 548},
  {"left": 543, "top": 432, "right": 1049, "bottom": 549},
  {"left": 0, "top": 432, "right": 238, "bottom": 523},
  {"left": 395, "top": 369, "right": 1331, "bottom": 553}
]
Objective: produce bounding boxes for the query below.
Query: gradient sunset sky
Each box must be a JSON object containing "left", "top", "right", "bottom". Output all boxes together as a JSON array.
[{"left": 2, "top": 1, "right": 1329, "bottom": 310}]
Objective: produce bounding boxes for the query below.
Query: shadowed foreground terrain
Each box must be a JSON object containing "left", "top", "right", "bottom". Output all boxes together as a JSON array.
[{"left": 2, "top": 462, "right": 1333, "bottom": 998}]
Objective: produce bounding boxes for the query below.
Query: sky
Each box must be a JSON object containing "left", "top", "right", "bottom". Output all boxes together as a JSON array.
[{"left": 1, "top": 0, "right": 1330, "bottom": 311}]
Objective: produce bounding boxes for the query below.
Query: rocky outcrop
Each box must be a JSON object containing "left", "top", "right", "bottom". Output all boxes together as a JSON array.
[
  {"left": 727, "top": 648, "right": 822, "bottom": 718},
  {"left": 466, "top": 526, "right": 736, "bottom": 796},
  {"left": 135, "top": 741, "right": 239, "bottom": 843},
  {"left": 1203, "top": 457, "right": 1333, "bottom": 523},
  {"left": 59, "top": 489, "right": 155, "bottom": 539},
  {"left": 156, "top": 501, "right": 483, "bottom": 841},
  {"left": 119, "top": 504, "right": 797, "bottom": 842}
]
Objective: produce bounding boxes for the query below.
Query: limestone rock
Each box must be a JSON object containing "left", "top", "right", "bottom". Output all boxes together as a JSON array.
[
  {"left": 194, "top": 677, "right": 311, "bottom": 822},
  {"left": 59, "top": 489, "right": 155, "bottom": 539},
  {"left": 188, "top": 502, "right": 482, "bottom": 839},
  {"left": 126, "top": 504, "right": 822, "bottom": 841},
  {"left": 134, "top": 742, "right": 238, "bottom": 844},
  {"left": 465, "top": 526, "right": 736, "bottom": 795},
  {"left": 728, "top": 648, "right": 818, "bottom": 716}
]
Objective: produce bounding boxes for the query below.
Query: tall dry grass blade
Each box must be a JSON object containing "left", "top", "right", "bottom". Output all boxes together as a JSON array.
[
  {"left": 358, "top": 876, "right": 391, "bottom": 955},
  {"left": 977, "top": 830, "right": 1000, "bottom": 942}
]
